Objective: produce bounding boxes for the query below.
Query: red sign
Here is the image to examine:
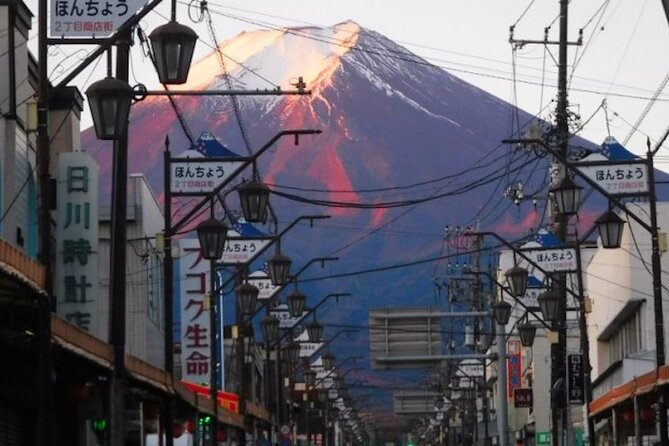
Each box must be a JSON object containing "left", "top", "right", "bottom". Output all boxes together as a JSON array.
[
  {"left": 514, "top": 388, "right": 533, "bottom": 408},
  {"left": 507, "top": 340, "right": 522, "bottom": 398},
  {"left": 182, "top": 380, "right": 240, "bottom": 412}
]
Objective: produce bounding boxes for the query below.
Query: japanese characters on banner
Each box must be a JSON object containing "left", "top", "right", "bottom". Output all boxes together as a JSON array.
[
  {"left": 220, "top": 233, "right": 271, "bottom": 264},
  {"left": 178, "top": 239, "right": 222, "bottom": 387},
  {"left": 50, "top": 0, "right": 148, "bottom": 38},
  {"left": 507, "top": 340, "right": 522, "bottom": 398},
  {"left": 170, "top": 159, "right": 245, "bottom": 194},
  {"left": 568, "top": 354, "right": 585, "bottom": 404},
  {"left": 270, "top": 303, "right": 306, "bottom": 329},
  {"left": 56, "top": 152, "right": 99, "bottom": 335},
  {"left": 521, "top": 247, "right": 578, "bottom": 273},
  {"left": 577, "top": 162, "right": 649, "bottom": 195},
  {"left": 247, "top": 270, "right": 282, "bottom": 300}
]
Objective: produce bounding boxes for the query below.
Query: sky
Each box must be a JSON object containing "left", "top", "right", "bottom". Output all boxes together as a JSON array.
[{"left": 31, "top": 0, "right": 669, "bottom": 168}]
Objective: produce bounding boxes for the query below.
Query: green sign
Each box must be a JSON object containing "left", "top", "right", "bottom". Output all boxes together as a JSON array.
[{"left": 536, "top": 432, "right": 551, "bottom": 444}]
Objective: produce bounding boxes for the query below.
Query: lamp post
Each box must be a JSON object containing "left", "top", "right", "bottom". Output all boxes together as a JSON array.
[{"left": 196, "top": 214, "right": 228, "bottom": 446}]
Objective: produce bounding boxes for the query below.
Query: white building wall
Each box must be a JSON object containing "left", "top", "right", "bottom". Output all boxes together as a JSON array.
[{"left": 585, "top": 201, "right": 669, "bottom": 394}]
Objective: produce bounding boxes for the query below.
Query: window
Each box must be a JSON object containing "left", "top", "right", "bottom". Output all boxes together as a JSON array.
[{"left": 608, "top": 311, "right": 643, "bottom": 364}]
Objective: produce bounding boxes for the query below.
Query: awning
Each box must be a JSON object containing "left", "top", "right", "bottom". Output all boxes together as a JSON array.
[{"left": 589, "top": 365, "right": 669, "bottom": 417}]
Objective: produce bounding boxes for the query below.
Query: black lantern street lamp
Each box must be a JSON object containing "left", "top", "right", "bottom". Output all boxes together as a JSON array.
[
  {"left": 493, "top": 300, "right": 512, "bottom": 326},
  {"left": 238, "top": 179, "right": 271, "bottom": 223},
  {"left": 236, "top": 282, "right": 259, "bottom": 315},
  {"left": 148, "top": 21, "right": 198, "bottom": 84},
  {"left": 538, "top": 289, "right": 561, "bottom": 324},
  {"left": 550, "top": 176, "right": 582, "bottom": 215},
  {"left": 196, "top": 217, "right": 228, "bottom": 260},
  {"left": 305, "top": 369, "right": 317, "bottom": 388},
  {"left": 505, "top": 265, "right": 529, "bottom": 297},
  {"left": 287, "top": 290, "right": 307, "bottom": 318},
  {"left": 322, "top": 351, "right": 336, "bottom": 371},
  {"left": 595, "top": 209, "right": 626, "bottom": 249},
  {"left": 307, "top": 319, "right": 324, "bottom": 342},
  {"left": 261, "top": 315, "right": 280, "bottom": 346},
  {"left": 85, "top": 77, "right": 134, "bottom": 140},
  {"left": 268, "top": 252, "right": 292, "bottom": 286},
  {"left": 286, "top": 341, "right": 301, "bottom": 365},
  {"left": 517, "top": 321, "right": 537, "bottom": 347}
]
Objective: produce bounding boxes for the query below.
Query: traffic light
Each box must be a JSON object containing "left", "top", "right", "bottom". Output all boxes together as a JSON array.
[
  {"left": 198, "top": 415, "right": 212, "bottom": 427},
  {"left": 91, "top": 417, "right": 108, "bottom": 444}
]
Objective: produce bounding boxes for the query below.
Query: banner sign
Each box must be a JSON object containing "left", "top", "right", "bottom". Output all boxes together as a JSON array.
[
  {"left": 295, "top": 329, "right": 324, "bottom": 358},
  {"left": 577, "top": 161, "right": 648, "bottom": 196},
  {"left": 170, "top": 159, "right": 245, "bottom": 194},
  {"left": 507, "top": 340, "right": 522, "bottom": 398},
  {"left": 521, "top": 247, "right": 578, "bottom": 273},
  {"left": 50, "top": 0, "right": 147, "bottom": 37},
  {"left": 178, "top": 239, "right": 222, "bottom": 387},
  {"left": 514, "top": 388, "right": 533, "bottom": 408},
  {"left": 220, "top": 234, "right": 272, "bottom": 264},
  {"left": 459, "top": 359, "right": 484, "bottom": 378},
  {"left": 568, "top": 354, "right": 585, "bottom": 404},
  {"left": 270, "top": 303, "right": 306, "bottom": 329},
  {"left": 56, "top": 152, "right": 99, "bottom": 335}
]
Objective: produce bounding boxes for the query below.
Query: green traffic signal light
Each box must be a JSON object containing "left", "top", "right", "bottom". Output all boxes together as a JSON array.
[
  {"left": 198, "top": 415, "right": 212, "bottom": 426},
  {"left": 91, "top": 418, "right": 108, "bottom": 433}
]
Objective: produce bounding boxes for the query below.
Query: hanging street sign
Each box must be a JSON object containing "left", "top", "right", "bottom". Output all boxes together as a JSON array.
[
  {"left": 50, "top": 0, "right": 148, "bottom": 37},
  {"left": 219, "top": 220, "right": 272, "bottom": 265},
  {"left": 520, "top": 246, "right": 578, "bottom": 273},
  {"left": 270, "top": 304, "right": 306, "bottom": 329},
  {"left": 458, "top": 359, "right": 484, "bottom": 378},
  {"left": 247, "top": 270, "right": 281, "bottom": 300},
  {"left": 295, "top": 329, "right": 324, "bottom": 358},
  {"left": 568, "top": 354, "right": 585, "bottom": 404},
  {"left": 514, "top": 388, "right": 533, "bottom": 408},
  {"left": 169, "top": 132, "right": 246, "bottom": 195},
  {"left": 576, "top": 161, "right": 648, "bottom": 196}
]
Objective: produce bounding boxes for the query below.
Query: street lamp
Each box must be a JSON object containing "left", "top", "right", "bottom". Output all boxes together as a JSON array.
[
  {"left": 148, "top": 21, "right": 198, "bottom": 84},
  {"left": 322, "top": 351, "right": 336, "bottom": 371},
  {"left": 237, "top": 179, "right": 271, "bottom": 223},
  {"left": 287, "top": 290, "right": 307, "bottom": 318},
  {"left": 493, "top": 300, "right": 512, "bottom": 326},
  {"left": 286, "top": 341, "right": 301, "bottom": 365},
  {"left": 595, "top": 209, "right": 626, "bottom": 249},
  {"left": 305, "top": 369, "right": 317, "bottom": 388},
  {"left": 505, "top": 265, "right": 528, "bottom": 297},
  {"left": 262, "top": 315, "right": 280, "bottom": 346},
  {"left": 196, "top": 217, "right": 228, "bottom": 260},
  {"left": 550, "top": 175, "right": 582, "bottom": 215},
  {"left": 85, "top": 77, "right": 134, "bottom": 140},
  {"left": 517, "top": 320, "right": 537, "bottom": 348},
  {"left": 268, "top": 251, "right": 292, "bottom": 286},
  {"left": 236, "top": 282, "right": 259, "bottom": 315},
  {"left": 307, "top": 318, "right": 324, "bottom": 342},
  {"left": 537, "top": 288, "right": 560, "bottom": 325}
]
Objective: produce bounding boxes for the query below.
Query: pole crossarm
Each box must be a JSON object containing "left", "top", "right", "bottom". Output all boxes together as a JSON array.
[
  {"left": 374, "top": 353, "right": 496, "bottom": 362},
  {"left": 502, "top": 138, "right": 654, "bottom": 233},
  {"left": 170, "top": 129, "right": 322, "bottom": 234},
  {"left": 463, "top": 270, "right": 551, "bottom": 331},
  {"left": 136, "top": 88, "right": 311, "bottom": 97},
  {"left": 241, "top": 256, "right": 339, "bottom": 324}
]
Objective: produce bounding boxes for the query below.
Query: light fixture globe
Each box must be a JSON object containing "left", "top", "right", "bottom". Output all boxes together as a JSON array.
[
  {"left": 322, "top": 351, "right": 336, "bottom": 371},
  {"left": 493, "top": 300, "right": 512, "bottom": 325},
  {"left": 85, "top": 77, "right": 134, "bottom": 140},
  {"left": 517, "top": 321, "right": 537, "bottom": 347},
  {"left": 537, "top": 289, "right": 561, "bottom": 324},
  {"left": 196, "top": 217, "right": 228, "bottom": 260},
  {"left": 287, "top": 290, "right": 307, "bottom": 318},
  {"left": 236, "top": 282, "right": 259, "bottom": 314},
  {"left": 238, "top": 179, "right": 270, "bottom": 223},
  {"left": 149, "top": 21, "right": 197, "bottom": 84},
  {"left": 261, "top": 315, "right": 280, "bottom": 345},
  {"left": 550, "top": 176, "right": 582, "bottom": 216},
  {"left": 595, "top": 209, "right": 625, "bottom": 249},
  {"left": 268, "top": 253, "right": 292, "bottom": 286},
  {"left": 307, "top": 319, "right": 324, "bottom": 342},
  {"left": 505, "top": 265, "right": 529, "bottom": 297}
]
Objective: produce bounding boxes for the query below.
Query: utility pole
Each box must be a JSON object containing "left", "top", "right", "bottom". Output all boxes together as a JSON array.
[{"left": 509, "top": 2, "right": 581, "bottom": 445}]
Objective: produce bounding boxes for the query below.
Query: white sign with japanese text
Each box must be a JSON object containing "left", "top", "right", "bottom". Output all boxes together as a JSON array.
[
  {"left": 56, "top": 152, "right": 100, "bottom": 336},
  {"left": 458, "top": 359, "right": 484, "bottom": 378},
  {"left": 270, "top": 303, "right": 306, "bottom": 329},
  {"left": 522, "top": 247, "right": 578, "bottom": 272},
  {"left": 577, "top": 162, "right": 649, "bottom": 195},
  {"left": 295, "top": 329, "right": 324, "bottom": 358},
  {"left": 220, "top": 234, "right": 272, "bottom": 265},
  {"left": 169, "top": 160, "right": 245, "bottom": 194},
  {"left": 50, "top": 0, "right": 148, "bottom": 37},
  {"left": 247, "top": 270, "right": 282, "bottom": 300}
]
